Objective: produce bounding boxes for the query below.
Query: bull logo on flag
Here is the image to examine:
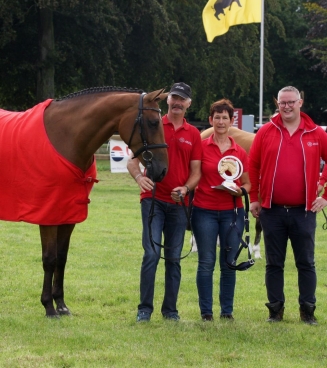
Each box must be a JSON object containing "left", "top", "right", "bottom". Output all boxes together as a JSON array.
[{"left": 213, "top": 0, "right": 242, "bottom": 20}]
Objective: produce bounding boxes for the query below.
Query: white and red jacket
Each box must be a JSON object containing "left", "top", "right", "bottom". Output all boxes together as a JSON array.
[{"left": 249, "top": 112, "right": 327, "bottom": 211}]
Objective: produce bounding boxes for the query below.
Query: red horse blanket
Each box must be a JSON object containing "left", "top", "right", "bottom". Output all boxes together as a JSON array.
[{"left": 0, "top": 99, "right": 97, "bottom": 225}]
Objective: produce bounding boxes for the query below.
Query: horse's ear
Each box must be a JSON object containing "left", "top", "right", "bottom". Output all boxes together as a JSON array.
[
  {"left": 145, "top": 88, "right": 167, "bottom": 103},
  {"left": 158, "top": 92, "right": 169, "bottom": 101}
]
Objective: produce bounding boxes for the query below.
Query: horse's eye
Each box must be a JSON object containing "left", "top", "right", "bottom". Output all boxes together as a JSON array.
[{"left": 148, "top": 119, "right": 159, "bottom": 128}]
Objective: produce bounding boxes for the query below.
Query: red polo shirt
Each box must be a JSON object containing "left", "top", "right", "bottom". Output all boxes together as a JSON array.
[
  {"left": 193, "top": 135, "right": 248, "bottom": 210},
  {"left": 272, "top": 118, "right": 306, "bottom": 206},
  {"left": 141, "top": 115, "right": 202, "bottom": 205}
]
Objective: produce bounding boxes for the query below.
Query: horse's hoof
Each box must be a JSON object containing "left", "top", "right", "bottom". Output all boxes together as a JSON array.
[
  {"left": 57, "top": 307, "right": 71, "bottom": 316},
  {"left": 45, "top": 313, "right": 60, "bottom": 319}
]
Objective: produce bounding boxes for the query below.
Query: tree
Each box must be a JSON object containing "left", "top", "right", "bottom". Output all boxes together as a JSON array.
[
  {"left": 1, "top": 0, "right": 326, "bottom": 124},
  {"left": 302, "top": 1, "right": 327, "bottom": 75},
  {"left": 266, "top": 0, "right": 327, "bottom": 123},
  {"left": 0, "top": 0, "right": 132, "bottom": 108}
]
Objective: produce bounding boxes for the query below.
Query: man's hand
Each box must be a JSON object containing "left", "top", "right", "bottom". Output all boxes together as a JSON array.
[
  {"left": 171, "top": 186, "right": 188, "bottom": 202},
  {"left": 312, "top": 196, "right": 327, "bottom": 213},
  {"left": 250, "top": 201, "right": 261, "bottom": 218},
  {"left": 136, "top": 175, "right": 154, "bottom": 193}
]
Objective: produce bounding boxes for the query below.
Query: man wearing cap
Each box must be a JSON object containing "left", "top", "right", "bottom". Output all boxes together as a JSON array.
[{"left": 127, "top": 82, "right": 202, "bottom": 322}]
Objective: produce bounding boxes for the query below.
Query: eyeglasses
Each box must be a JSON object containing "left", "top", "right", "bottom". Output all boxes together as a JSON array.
[{"left": 277, "top": 99, "right": 300, "bottom": 108}]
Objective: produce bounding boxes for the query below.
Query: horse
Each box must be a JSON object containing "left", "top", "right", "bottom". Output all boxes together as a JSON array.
[
  {"left": 198, "top": 126, "right": 262, "bottom": 258},
  {"left": 0, "top": 86, "right": 169, "bottom": 317}
]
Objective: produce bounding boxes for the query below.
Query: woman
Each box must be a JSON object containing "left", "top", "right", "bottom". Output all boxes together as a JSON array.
[{"left": 191, "top": 99, "right": 251, "bottom": 321}]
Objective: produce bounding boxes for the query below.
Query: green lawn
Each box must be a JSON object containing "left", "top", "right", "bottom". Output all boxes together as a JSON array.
[{"left": 1, "top": 160, "right": 327, "bottom": 367}]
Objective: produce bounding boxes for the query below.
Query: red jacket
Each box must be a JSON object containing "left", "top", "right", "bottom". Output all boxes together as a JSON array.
[{"left": 249, "top": 112, "right": 327, "bottom": 211}]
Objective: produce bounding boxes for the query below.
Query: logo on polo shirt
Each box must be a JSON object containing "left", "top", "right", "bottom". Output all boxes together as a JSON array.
[
  {"left": 307, "top": 142, "right": 318, "bottom": 147},
  {"left": 179, "top": 137, "right": 192, "bottom": 146}
]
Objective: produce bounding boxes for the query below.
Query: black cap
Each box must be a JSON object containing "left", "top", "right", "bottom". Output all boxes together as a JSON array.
[{"left": 169, "top": 82, "right": 192, "bottom": 99}]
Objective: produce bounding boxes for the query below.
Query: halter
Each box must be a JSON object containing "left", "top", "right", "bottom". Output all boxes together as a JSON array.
[
  {"left": 224, "top": 187, "right": 255, "bottom": 271},
  {"left": 128, "top": 92, "right": 168, "bottom": 173}
]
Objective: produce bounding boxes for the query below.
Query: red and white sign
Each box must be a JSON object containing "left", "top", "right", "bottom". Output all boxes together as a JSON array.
[
  {"left": 109, "top": 136, "right": 144, "bottom": 173},
  {"left": 109, "top": 137, "right": 132, "bottom": 173},
  {"left": 233, "top": 109, "right": 243, "bottom": 129}
]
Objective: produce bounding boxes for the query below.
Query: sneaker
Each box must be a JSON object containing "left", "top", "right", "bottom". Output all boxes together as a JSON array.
[
  {"left": 265, "top": 301, "right": 284, "bottom": 322},
  {"left": 202, "top": 314, "right": 214, "bottom": 321},
  {"left": 136, "top": 311, "right": 151, "bottom": 322},
  {"left": 220, "top": 314, "right": 234, "bottom": 320},
  {"left": 163, "top": 313, "right": 180, "bottom": 321},
  {"left": 300, "top": 302, "right": 318, "bottom": 325}
]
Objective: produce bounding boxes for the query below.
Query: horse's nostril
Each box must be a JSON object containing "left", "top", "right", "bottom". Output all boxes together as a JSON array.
[{"left": 155, "top": 168, "right": 167, "bottom": 183}]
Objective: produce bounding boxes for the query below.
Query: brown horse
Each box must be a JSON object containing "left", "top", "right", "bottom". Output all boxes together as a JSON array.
[
  {"left": 200, "top": 126, "right": 262, "bottom": 257},
  {"left": 0, "top": 87, "right": 168, "bottom": 317}
]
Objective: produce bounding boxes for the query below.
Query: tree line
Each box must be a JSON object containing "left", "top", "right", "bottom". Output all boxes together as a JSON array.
[{"left": 0, "top": 0, "right": 326, "bottom": 124}]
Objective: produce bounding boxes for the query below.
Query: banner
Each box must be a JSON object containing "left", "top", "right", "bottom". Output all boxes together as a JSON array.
[
  {"left": 233, "top": 108, "right": 243, "bottom": 129},
  {"left": 109, "top": 136, "right": 144, "bottom": 173},
  {"left": 202, "top": 0, "right": 262, "bottom": 42},
  {"left": 109, "top": 137, "right": 132, "bottom": 173}
]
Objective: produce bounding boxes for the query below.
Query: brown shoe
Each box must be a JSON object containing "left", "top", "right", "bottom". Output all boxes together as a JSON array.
[
  {"left": 265, "top": 301, "right": 284, "bottom": 322},
  {"left": 300, "top": 302, "right": 318, "bottom": 325},
  {"left": 220, "top": 314, "right": 234, "bottom": 320}
]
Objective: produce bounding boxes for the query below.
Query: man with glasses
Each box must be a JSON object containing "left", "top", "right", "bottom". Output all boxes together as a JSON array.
[{"left": 249, "top": 86, "right": 327, "bottom": 325}]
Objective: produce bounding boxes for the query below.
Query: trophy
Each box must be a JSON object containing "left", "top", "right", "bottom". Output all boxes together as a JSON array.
[{"left": 211, "top": 155, "right": 243, "bottom": 192}]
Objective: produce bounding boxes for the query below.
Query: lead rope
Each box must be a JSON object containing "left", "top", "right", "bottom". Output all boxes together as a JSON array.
[{"left": 148, "top": 186, "right": 193, "bottom": 261}]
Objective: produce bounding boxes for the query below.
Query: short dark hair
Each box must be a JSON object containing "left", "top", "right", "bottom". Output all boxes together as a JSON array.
[{"left": 209, "top": 99, "right": 234, "bottom": 119}]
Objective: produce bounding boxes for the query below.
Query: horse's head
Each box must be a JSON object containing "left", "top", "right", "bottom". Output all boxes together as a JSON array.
[
  {"left": 119, "top": 89, "right": 168, "bottom": 182},
  {"left": 218, "top": 162, "right": 227, "bottom": 175},
  {"left": 219, "top": 160, "right": 237, "bottom": 176}
]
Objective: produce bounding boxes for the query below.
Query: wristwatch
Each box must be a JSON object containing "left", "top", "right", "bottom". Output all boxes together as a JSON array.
[{"left": 184, "top": 185, "right": 190, "bottom": 194}]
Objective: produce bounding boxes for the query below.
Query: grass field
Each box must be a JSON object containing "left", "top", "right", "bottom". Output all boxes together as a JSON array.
[{"left": 1, "top": 160, "right": 327, "bottom": 367}]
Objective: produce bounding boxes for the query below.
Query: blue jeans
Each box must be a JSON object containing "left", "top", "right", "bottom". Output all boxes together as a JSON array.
[
  {"left": 260, "top": 205, "right": 316, "bottom": 305},
  {"left": 138, "top": 198, "right": 187, "bottom": 316},
  {"left": 191, "top": 206, "right": 245, "bottom": 316}
]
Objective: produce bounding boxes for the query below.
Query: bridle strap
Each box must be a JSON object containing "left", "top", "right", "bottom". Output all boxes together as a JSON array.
[{"left": 127, "top": 92, "right": 168, "bottom": 161}]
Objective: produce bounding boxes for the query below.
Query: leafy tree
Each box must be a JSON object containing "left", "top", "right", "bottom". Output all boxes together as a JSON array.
[
  {"left": 0, "top": 0, "right": 326, "bottom": 125},
  {"left": 302, "top": 0, "right": 327, "bottom": 75},
  {"left": 0, "top": 1, "right": 133, "bottom": 108},
  {"left": 266, "top": 0, "right": 327, "bottom": 123}
]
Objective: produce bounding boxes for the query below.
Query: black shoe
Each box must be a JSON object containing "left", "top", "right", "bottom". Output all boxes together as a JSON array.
[
  {"left": 220, "top": 314, "right": 234, "bottom": 320},
  {"left": 163, "top": 313, "right": 180, "bottom": 321},
  {"left": 265, "top": 301, "right": 284, "bottom": 322},
  {"left": 300, "top": 302, "right": 318, "bottom": 325},
  {"left": 202, "top": 314, "right": 214, "bottom": 321},
  {"left": 136, "top": 311, "right": 151, "bottom": 322}
]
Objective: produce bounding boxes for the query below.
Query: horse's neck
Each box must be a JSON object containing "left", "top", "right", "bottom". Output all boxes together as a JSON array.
[
  {"left": 44, "top": 95, "right": 135, "bottom": 170},
  {"left": 229, "top": 127, "right": 254, "bottom": 154}
]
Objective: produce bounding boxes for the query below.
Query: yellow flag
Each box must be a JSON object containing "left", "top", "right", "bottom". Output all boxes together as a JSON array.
[{"left": 202, "top": 0, "right": 262, "bottom": 42}]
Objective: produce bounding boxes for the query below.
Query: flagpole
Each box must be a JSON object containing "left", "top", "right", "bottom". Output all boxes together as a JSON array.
[{"left": 259, "top": 0, "right": 265, "bottom": 125}]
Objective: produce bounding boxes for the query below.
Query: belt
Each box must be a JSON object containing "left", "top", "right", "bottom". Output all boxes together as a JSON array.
[{"left": 272, "top": 203, "right": 305, "bottom": 209}]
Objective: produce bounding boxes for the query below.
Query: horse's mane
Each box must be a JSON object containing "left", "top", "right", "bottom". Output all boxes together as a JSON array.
[{"left": 56, "top": 86, "right": 144, "bottom": 101}]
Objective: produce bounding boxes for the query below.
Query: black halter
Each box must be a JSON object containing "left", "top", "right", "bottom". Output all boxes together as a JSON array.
[
  {"left": 224, "top": 187, "right": 255, "bottom": 271},
  {"left": 128, "top": 92, "right": 168, "bottom": 172}
]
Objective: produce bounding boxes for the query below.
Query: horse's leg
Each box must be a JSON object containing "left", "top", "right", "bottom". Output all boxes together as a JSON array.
[
  {"left": 39, "top": 225, "right": 59, "bottom": 317},
  {"left": 254, "top": 218, "right": 262, "bottom": 245},
  {"left": 53, "top": 224, "right": 75, "bottom": 315},
  {"left": 252, "top": 218, "right": 262, "bottom": 259}
]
